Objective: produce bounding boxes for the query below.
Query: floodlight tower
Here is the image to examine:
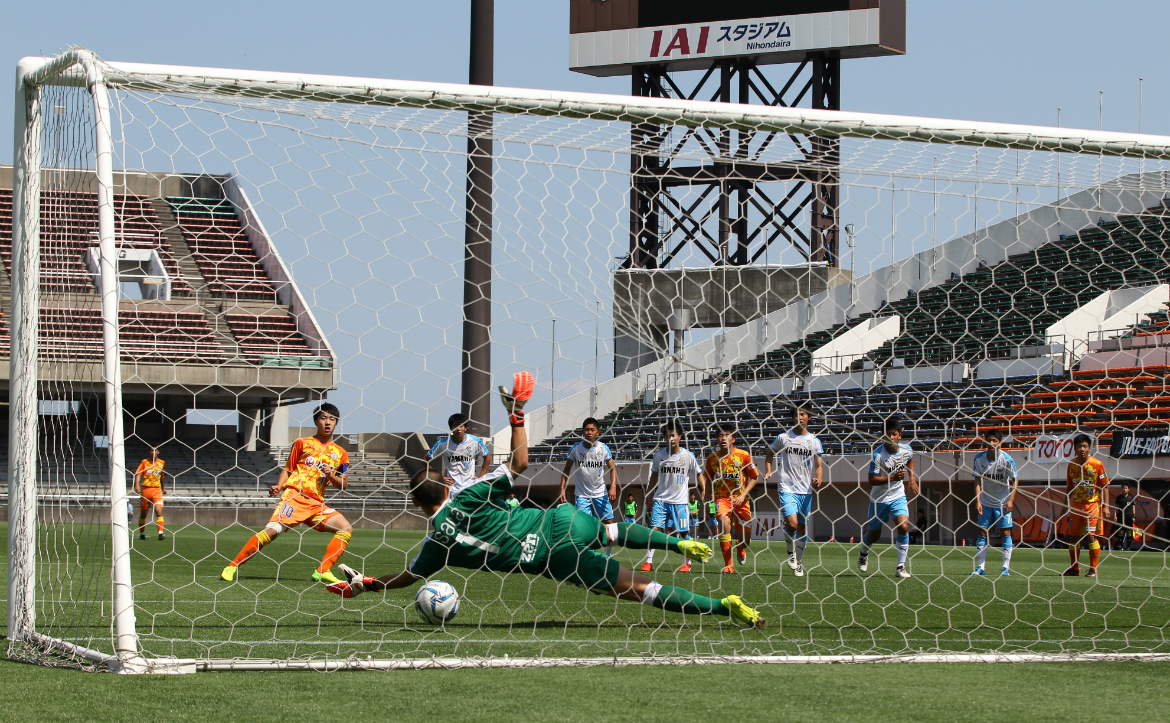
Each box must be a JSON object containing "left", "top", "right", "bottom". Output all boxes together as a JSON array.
[
  {"left": 569, "top": 0, "right": 906, "bottom": 374},
  {"left": 462, "top": 0, "right": 494, "bottom": 433}
]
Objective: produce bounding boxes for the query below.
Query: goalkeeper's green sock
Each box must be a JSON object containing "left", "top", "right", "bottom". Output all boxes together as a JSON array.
[
  {"left": 614, "top": 522, "right": 679, "bottom": 551},
  {"left": 643, "top": 582, "right": 728, "bottom": 615}
]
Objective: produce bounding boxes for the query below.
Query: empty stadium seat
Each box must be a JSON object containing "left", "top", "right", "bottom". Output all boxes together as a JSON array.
[
  {"left": 0, "top": 188, "right": 193, "bottom": 296},
  {"left": 166, "top": 197, "right": 276, "bottom": 299}
]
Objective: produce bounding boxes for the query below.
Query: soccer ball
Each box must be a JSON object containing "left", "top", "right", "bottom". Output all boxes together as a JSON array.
[{"left": 414, "top": 581, "right": 460, "bottom": 625}]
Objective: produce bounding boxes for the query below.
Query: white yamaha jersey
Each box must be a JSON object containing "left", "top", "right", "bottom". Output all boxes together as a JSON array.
[
  {"left": 868, "top": 443, "right": 914, "bottom": 503},
  {"left": 650, "top": 447, "right": 701, "bottom": 504},
  {"left": 429, "top": 434, "right": 489, "bottom": 497},
  {"left": 972, "top": 449, "right": 1018, "bottom": 507},
  {"left": 567, "top": 441, "right": 613, "bottom": 498},
  {"left": 769, "top": 428, "right": 823, "bottom": 495}
]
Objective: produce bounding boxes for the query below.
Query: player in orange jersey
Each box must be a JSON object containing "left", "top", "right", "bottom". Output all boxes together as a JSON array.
[
  {"left": 221, "top": 403, "right": 353, "bottom": 584},
  {"left": 1064, "top": 434, "right": 1109, "bottom": 578},
  {"left": 134, "top": 447, "right": 167, "bottom": 541},
  {"left": 705, "top": 423, "right": 760, "bottom": 573}
]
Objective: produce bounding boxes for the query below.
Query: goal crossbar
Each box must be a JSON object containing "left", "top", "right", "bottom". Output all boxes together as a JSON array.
[{"left": 20, "top": 51, "right": 1170, "bottom": 161}]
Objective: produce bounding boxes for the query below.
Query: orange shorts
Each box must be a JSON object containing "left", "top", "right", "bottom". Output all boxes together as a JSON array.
[
  {"left": 270, "top": 494, "right": 339, "bottom": 530},
  {"left": 1068, "top": 504, "right": 1101, "bottom": 537},
  {"left": 715, "top": 496, "right": 752, "bottom": 523},
  {"left": 140, "top": 487, "right": 164, "bottom": 509}
]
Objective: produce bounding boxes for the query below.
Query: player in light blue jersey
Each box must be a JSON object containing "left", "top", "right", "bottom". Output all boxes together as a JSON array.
[
  {"left": 860, "top": 417, "right": 918, "bottom": 579},
  {"left": 970, "top": 427, "right": 1019, "bottom": 577},
  {"left": 427, "top": 413, "right": 491, "bottom": 497},
  {"left": 560, "top": 417, "right": 618, "bottom": 555},
  {"left": 764, "top": 405, "right": 824, "bottom": 577},
  {"left": 641, "top": 419, "right": 708, "bottom": 573}
]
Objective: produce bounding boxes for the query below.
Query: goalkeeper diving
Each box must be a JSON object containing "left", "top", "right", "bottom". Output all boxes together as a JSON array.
[{"left": 326, "top": 371, "right": 766, "bottom": 630}]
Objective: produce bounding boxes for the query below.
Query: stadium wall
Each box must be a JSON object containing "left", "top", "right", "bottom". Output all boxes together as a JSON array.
[{"left": 507, "top": 174, "right": 1170, "bottom": 449}]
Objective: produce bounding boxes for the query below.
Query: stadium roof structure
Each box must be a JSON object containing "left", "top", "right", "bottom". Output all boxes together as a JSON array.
[{"left": 0, "top": 164, "right": 336, "bottom": 422}]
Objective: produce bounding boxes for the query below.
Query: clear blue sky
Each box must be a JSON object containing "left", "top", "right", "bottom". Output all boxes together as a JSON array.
[
  {"left": 4, "top": 0, "right": 1170, "bottom": 151},
  {"left": 4, "top": 0, "right": 1170, "bottom": 433}
]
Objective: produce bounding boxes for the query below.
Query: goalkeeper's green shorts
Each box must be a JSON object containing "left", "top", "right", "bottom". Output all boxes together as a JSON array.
[{"left": 540, "top": 504, "right": 620, "bottom": 593}]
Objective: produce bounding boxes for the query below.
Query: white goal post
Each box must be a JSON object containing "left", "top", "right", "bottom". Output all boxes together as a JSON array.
[{"left": 9, "top": 49, "right": 1170, "bottom": 673}]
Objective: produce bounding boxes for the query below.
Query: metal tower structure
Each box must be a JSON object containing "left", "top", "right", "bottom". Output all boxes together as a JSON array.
[{"left": 625, "top": 52, "right": 841, "bottom": 271}]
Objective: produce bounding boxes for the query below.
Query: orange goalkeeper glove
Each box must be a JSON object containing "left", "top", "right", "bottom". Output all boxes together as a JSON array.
[{"left": 499, "top": 371, "right": 535, "bottom": 427}]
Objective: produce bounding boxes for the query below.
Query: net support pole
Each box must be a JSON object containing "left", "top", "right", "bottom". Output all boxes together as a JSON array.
[
  {"left": 82, "top": 53, "right": 143, "bottom": 671},
  {"left": 8, "top": 59, "right": 43, "bottom": 648},
  {"left": 461, "top": 0, "right": 494, "bottom": 435}
]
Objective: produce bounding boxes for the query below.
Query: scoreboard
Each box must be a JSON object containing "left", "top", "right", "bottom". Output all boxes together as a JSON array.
[{"left": 569, "top": 0, "right": 905, "bottom": 77}]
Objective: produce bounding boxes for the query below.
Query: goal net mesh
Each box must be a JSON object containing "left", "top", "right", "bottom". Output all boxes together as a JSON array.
[{"left": 8, "top": 51, "right": 1169, "bottom": 669}]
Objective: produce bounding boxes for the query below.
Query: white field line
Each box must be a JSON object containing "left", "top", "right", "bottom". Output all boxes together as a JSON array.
[{"left": 64, "top": 636, "right": 1167, "bottom": 646}]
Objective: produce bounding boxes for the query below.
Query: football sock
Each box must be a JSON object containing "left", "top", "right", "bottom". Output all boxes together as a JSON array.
[
  {"left": 785, "top": 529, "right": 795, "bottom": 557},
  {"left": 683, "top": 532, "right": 691, "bottom": 565},
  {"left": 860, "top": 536, "right": 872, "bottom": 555},
  {"left": 614, "top": 522, "right": 679, "bottom": 551},
  {"left": 231, "top": 529, "right": 273, "bottom": 567},
  {"left": 794, "top": 534, "right": 807, "bottom": 564},
  {"left": 156, "top": 515, "right": 164, "bottom": 535},
  {"left": 1089, "top": 540, "right": 1101, "bottom": 569},
  {"left": 640, "top": 581, "right": 727, "bottom": 616},
  {"left": 719, "top": 533, "right": 733, "bottom": 566},
  {"left": 1001, "top": 537, "right": 1014, "bottom": 569},
  {"left": 1068, "top": 542, "right": 1080, "bottom": 568},
  {"left": 317, "top": 530, "right": 352, "bottom": 573},
  {"left": 137, "top": 511, "right": 147, "bottom": 534},
  {"left": 975, "top": 535, "right": 989, "bottom": 569},
  {"left": 643, "top": 548, "right": 655, "bottom": 564},
  {"left": 895, "top": 533, "right": 909, "bottom": 568}
]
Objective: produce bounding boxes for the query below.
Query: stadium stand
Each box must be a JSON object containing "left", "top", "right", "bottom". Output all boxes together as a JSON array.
[
  {"left": 0, "top": 168, "right": 338, "bottom": 508},
  {"left": 730, "top": 205, "right": 1170, "bottom": 383},
  {"left": 167, "top": 197, "right": 276, "bottom": 300},
  {"left": 533, "top": 201, "right": 1170, "bottom": 461},
  {"left": 225, "top": 311, "right": 313, "bottom": 357},
  {"left": 0, "top": 188, "right": 193, "bottom": 296},
  {"left": 529, "top": 378, "right": 1047, "bottom": 463},
  {"left": 21, "top": 306, "right": 228, "bottom": 364}
]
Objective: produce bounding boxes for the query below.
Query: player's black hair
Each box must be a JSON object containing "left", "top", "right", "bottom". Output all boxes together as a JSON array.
[
  {"left": 884, "top": 416, "right": 902, "bottom": 433},
  {"left": 1072, "top": 433, "right": 1092, "bottom": 447},
  {"left": 662, "top": 419, "right": 685, "bottom": 435},
  {"left": 582, "top": 417, "right": 600, "bottom": 430},
  {"left": 791, "top": 405, "right": 814, "bottom": 419},
  {"left": 313, "top": 402, "right": 341, "bottom": 421},
  {"left": 716, "top": 422, "right": 737, "bottom": 436},
  {"left": 448, "top": 412, "right": 469, "bottom": 431},
  {"left": 982, "top": 427, "right": 1003, "bottom": 441},
  {"left": 410, "top": 468, "right": 448, "bottom": 508}
]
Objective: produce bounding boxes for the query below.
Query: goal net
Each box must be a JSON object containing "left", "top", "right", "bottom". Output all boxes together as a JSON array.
[{"left": 7, "top": 49, "right": 1169, "bottom": 672}]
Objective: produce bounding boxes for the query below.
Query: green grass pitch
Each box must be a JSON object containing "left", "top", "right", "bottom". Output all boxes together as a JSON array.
[
  {"left": 12, "top": 521, "right": 1169, "bottom": 662},
  {"left": 0, "top": 656, "right": 1165, "bottom": 723},
  {"left": 5, "top": 521, "right": 1167, "bottom": 719}
]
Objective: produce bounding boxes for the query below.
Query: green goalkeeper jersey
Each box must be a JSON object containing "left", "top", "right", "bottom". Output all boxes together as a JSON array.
[{"left": 409, "top": 465, "right": 551, "bottom": 579}]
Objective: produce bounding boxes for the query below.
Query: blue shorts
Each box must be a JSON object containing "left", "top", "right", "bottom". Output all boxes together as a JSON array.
[
  {"left": 575, "top": 495, "right": 614, "bottom": 521},
  {"left": 624, "top": 515, "right": 636, "bottom": 524},
  {"left": 867, "top": 497, "right": 910, "bottom": 530},
  {"left": 650, "top": 500, "right": 690, "bottom": 532},
  {"left": 779, "top": 491, "right": 812, "bottom": 524},
  {"left": 977, "top": 506, "right": 1013, "bottom": 530}
]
